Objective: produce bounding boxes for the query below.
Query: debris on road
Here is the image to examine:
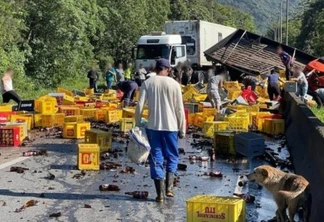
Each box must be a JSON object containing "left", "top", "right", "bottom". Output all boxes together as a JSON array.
[
  {"left": 72, "top": 170, "right": 86, "bottom": 179},
  {"left": 125, "top": 191, "right": 149, "bottom": 199},
  {"left": 15, "top": 200, "right": 38, "bottom": 213},
  {"left": 2, "top": 201, "right": 6, "bottom": 206},
  {"left": 23, "top": 149, "right": 48, "bottom": 157},
  {"left": 84, "top": 204, "right": 92, "bottom": 208},
  {"left": 203, "top": 172, "right": 223, "bottom": 178},
  {"left": 49, "top": 212, "right": 62, "bottom": 218},
  {"left": 233, "top": 193, "right": 255, "bottom": 203},
  {"left": 99, "top": 184, "right": 120, "bottom": 191},
  {"left": 10, "top": 167, "right": 29, "bottom": 174},
  {"left": 177, "top": 163, "right": 187, "bottom": 171},
  {"left": 45, "top": 172, "right": 55, "bottom": 180}
]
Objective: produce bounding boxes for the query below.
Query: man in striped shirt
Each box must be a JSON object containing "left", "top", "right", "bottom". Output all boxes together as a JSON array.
[{"left": 1, "top": 68, "right": 22, "bottom": 109}]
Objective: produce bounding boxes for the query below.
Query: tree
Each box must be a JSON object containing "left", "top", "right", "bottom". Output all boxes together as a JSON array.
[
  {"left": 23, "top": 0, "right": 102, "bottom": 87},
  {"left": 295, "top": 0, "right": 324, "bottom": 56}
]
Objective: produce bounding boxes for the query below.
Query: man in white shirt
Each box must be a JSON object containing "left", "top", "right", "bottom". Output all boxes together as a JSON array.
[
  {"left": 1, "top": 68, "right": 22, "bottom": 109},
  {"left": 135, "top": 58, "right": 186, "bottom": 203}
]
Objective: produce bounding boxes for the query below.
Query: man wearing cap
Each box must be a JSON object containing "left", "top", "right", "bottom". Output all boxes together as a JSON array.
[
  {"left": 116, "top": 80, "right": 138, "bottom": 107},
  {"left": 135, "top": 58, "right": 186, "bottom": 203}
]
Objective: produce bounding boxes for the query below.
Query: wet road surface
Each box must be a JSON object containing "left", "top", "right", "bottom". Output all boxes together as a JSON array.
[{"left": 0, "top": 130, "right": 290, "bottom": 222}]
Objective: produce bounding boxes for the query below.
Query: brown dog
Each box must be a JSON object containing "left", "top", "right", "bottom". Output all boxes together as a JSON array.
[{"left": 247, "top": 165, "right": 311, "bottom": 222}]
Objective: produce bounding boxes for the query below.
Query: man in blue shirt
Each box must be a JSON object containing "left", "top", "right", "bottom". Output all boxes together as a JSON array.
[
  {"left": 277, "top": 46, "right": 293, "bottom": 80},
  {"left": 267, "top": 67, "right": 281, "bottom": 100}
]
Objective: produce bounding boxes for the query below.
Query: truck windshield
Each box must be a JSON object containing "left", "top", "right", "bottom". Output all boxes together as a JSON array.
[{"left": 137, "top": 45, "right": 170, "bottom": 60}]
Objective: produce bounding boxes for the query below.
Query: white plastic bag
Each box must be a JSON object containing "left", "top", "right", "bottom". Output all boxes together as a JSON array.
[{"left": 127, "top": 127, "right": 150, "bottom": 164}]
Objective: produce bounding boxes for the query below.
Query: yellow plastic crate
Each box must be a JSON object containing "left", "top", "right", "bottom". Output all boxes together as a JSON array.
[
  {"left": 108, "top": 102, "right": 121, "bottom": 110},
  {"left": 193, "top": 113, "right": 214, "bottom": 128},
  {"left": 64, "top": 115, "right": 84, "bottom": 123},
  {"left": 41, "top": 113, "right": 65, "bottom": 127},
  {"left": 227, "top": 105, "right": 259, "bottom": 113},
  {"left": 225, "top": 115, "right": 249, "bottom": 132},
  {"left": 1, "top": 122, "right": 28, "bottom": 141},
  {"left": 0, "top": 104, "right": 12, "bottom": 112},
  {"left": 262, "top": 119, "right": 285, "bottom": 135},
  {"left": 80, "top": 108, "right": 97, "bottom": 119},
  {"left": 203, "top": 108, "right": 216, "bottom": 117},
  {"left": 228, "top": 90, "right": 242, "bottom": 100},
  {"left": 36, "top": 97, "right": 58, "bottom": 114},
  {"left": 186, "top": 195, "right": 246, "bottom": 222},
  {"left": 10, "top": 115, "right": 33, "bottom": 130},
  {"left": 102, "top": 92, "right": 117, "bottom": 101},
  {"left": 122, "top": 108, "right": 135, "bottom": 118},
  {"left": 34, "top": 114, "right": 42, "bottom": 128},
  {"left": 94, "top": 110, "right": 106, "bottom": 122},
  {"left": 74, "top": 96, "right": 88, "bottom": 102},
  {"left": 84, "top": 88, "right": 94, "bottom": 95},
  {"left": 85, "top": 129, "right": 112, "bottom": 152},
  {"left": 193, "top": 94, "right": 207, "bottom": 102},
  {"left": 224, "top": 81, "right": 241, "bottom": 90},
  {"left": 251, "top": 112, "right": 272, "bottom": 130},
  {"left": 62, "top": 94, "right": 75, "bottom": 105},
  {"left": 203, "top": 122, "right": 229, "bottom": 138},
  {"left": 188, "top": 113, "right": 196, "bottom": 125},
  {"left": 214, "top": 131, "right": 236, "bottom": 155},
  {"left": 120, "top": 118, "right": 135, "bottom": 133},
  {"left": 256, "top": 86, "right": 269, "bottom": 98},
  {"left": 59, "top": 106, "right": 80, "bottom": 116},
  {"left": 77, "top": 143, "right": 100, "bottom": 171},
  {"left": 57, "top": 88, "right": 74, "bottom": 97},
  {"left": 106, "top": 110, "right": 123, "bottom": 123},
  {"left": 63, "top": 122, "right": 91, "bottom": 139}
]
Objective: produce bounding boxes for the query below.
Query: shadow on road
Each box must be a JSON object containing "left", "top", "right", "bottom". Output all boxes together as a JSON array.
[{"left": 0, "top": 189, "right": 156, "bottom": 202}]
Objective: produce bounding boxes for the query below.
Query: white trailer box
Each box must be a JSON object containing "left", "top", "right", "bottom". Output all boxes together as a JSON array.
[{"left": 164, "top": 20, "right": 236, "bottom": 68}]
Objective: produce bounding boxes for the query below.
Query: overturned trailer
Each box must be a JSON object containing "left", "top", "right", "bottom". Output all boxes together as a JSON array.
[{"left": 204, "top": 29, "right": 316, "bottom": 80}]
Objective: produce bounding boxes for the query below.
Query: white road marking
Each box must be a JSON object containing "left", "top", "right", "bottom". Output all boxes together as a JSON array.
[{"left": 0, "top": 157, "right": 30, "bottom": 170}]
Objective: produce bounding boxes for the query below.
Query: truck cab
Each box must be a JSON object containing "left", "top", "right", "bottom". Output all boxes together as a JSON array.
[{"left": 135, "top": 32, "right": 187, "bottom": 71}]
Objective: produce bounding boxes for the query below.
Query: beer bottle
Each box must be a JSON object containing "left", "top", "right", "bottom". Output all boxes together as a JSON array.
[
  {"left": 125, "top": 191, "right": 148, "bottom": 199},
  {"left": 99, "top": 184, "right": 120, "bottom": 191},
  {"left": 177, "top": 163, "right": 187, "bottom": 171},
  {"left": 208, "top": 149, "right": 215, "bottom": 161}
]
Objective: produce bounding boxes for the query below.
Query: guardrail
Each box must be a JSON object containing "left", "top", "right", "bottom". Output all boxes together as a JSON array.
[{"left": 284, "top": 92, "right": 324, "bottom": 221}]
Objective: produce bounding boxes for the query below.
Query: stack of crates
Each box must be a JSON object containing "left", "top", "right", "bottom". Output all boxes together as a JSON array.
[
  {"left": 225, "top": 113, "right": 249, "bottom": 132},
  {"left": 80, "top": 108, "right": 97, "bottom": 119},
  {"left": 35, "top": 96, "right": 58, "bottom": 114},
  {"left": 41, "top": 113, "right": 65, "bottom": 127},
  {"left": 214, "top": 131, "right": 236, "bottom": 155},
  {"left": 182, "top": 85, "right": 199, "bottom": 102},
  {"left": 106, "top": 110, "right": 123, "bottom": 123},
  {"left": 0, "top": 127, "right": 20, "bottom": 147},
  {"left": 77, "top": 143, "right": 100, "bottom": 170},
  {"left": 0, "top": 104, "right": 13, "bottom": 112},
  {"left": 84, "top": 129, "right": 112, "bottom": 152},
  {"left": 262, "top": 119, "right": 285, "bottom": 135},
  {"left": 59, "top": 106, "right": 80, "bottom": 116},
  {"left": 186, "top": 195, "right": 246, "bottom": 222},
  {"left": 1, "top": 122, "right": 28, "bottom": 141},
  {"left": 120, "top": 118, "right": 135, "bottom": 133},
  {"left": 64, "top": 115, "right": 84, "bottom": 123},
  {"left": 193, "top": 113, "right": 214, "bottom": 128},
  {"left": 10, "top": 114, "right": 33, "bottom": 130},
  {"left": 63, "top": 122, "right": 91, "bottom": 139},
  {"left": 202, "top": 121, "right": 229, "bottom": 138}
]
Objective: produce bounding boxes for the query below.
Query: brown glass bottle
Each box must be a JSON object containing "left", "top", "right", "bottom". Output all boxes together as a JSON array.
[
  {"left": 99, "top": 184, "right": 120, "bottom": 191},
  {"left": 125, "top": 191, "right": 148, "bottom": 199}
]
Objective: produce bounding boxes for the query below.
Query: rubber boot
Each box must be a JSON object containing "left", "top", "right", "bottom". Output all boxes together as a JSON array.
[
  {"left": 154, "top": 180, "right": 164, "bottom": 203},
  {"left": 165, "top": 172, "right": 175, "bottom": 197}
]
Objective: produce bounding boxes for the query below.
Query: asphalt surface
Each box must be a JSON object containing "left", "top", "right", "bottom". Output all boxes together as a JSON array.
[{"left": 0, "top": 129, "right": 290, "bottom": 222}]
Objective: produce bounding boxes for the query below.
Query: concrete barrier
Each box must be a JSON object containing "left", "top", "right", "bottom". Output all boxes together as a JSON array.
[{"left": 284, "top": 92, "right": 324, "bottom": 221}]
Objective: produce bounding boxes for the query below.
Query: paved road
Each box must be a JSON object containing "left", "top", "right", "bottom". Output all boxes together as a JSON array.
[{"left": 0, "top": 130, "right": 288, "bottom": 222}]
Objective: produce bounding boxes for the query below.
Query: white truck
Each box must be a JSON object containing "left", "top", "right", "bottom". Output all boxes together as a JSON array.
[{"left": 134, "top": 20, "right": 236, "bottom": 71}]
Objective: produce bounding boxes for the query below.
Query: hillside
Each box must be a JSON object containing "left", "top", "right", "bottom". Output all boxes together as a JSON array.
[{"left": 216, "top": 0, "right": 302, "bottom": 33}]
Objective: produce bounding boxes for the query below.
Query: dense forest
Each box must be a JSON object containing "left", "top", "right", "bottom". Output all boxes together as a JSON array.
[
  {"left": 216, "top": 0, "right": 302, "bottom": 34},
  {"left": 0, "top": 0, "right": 323, "bottom": 99},
  {"left": 0, "top": 0, "right": 254, "bottom": 96}
]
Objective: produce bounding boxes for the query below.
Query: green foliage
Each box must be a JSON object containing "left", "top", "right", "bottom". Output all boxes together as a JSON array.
[
  {"left": 216, "top": 0, "right": 302, "bottom": 34},
  {"left": 0, "top": 0, "right": 258, "bottom": 101},
  {"left": 295, "top": 0, "right": 324, "bottom": 56}
]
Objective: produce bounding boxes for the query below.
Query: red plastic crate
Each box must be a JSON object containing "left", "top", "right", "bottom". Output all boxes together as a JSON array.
[
  {"left": 0, "top": 127, "right": 20, "bottom": 147},
  {"left": 0, "top": 112, "right": 15, "bottom": 123},
  {"left": 185, "top": 108, "right": 189, "bottom": 129}
]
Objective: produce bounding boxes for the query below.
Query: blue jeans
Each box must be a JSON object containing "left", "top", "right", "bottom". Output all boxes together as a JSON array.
[
  {"left": 296, "top": 85, "right": 308, "bottom": 100},
  {"left": 146, "top": 129, "right": 179, "bottom": 180},
  {"left": 106, "top": 81, "right": 113, "bottom": 90}
]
